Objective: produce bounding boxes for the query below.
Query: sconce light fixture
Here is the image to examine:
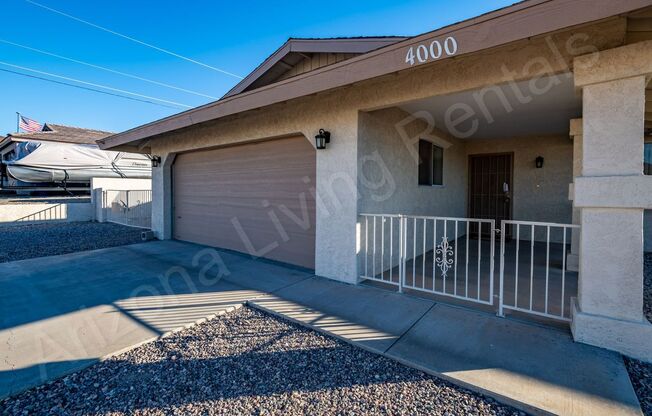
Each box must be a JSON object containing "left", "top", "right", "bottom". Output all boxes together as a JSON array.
[
  {"left": 150, "top": 155, "right": 162, "bottom": 168},
  {"left": 315, "top": 129, "right": 331, "bottom": 150},
  {"left": 535, "top": 156, "right": 544, "bottom": 169}
]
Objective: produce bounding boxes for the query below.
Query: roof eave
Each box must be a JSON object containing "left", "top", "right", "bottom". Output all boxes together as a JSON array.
[
  {"left": 222, "top": 37, "right": 409, "bottom": 98},
  {"left": 99, "top": 0, "right": 652, "bottom": 151}
]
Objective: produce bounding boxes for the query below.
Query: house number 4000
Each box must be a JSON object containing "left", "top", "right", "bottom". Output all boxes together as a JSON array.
[{"left": 405, "top": 37, "right": 458, "bottom": 66}]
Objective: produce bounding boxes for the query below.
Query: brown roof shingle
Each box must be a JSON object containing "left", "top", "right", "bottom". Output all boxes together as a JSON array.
[{"left": 6, "top": 123, "right": 113, "bottom": 145}]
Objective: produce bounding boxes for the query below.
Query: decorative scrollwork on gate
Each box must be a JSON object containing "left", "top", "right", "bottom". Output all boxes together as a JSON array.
[{"left": 435, "top": 236, "right": 454, "bottom": 277}]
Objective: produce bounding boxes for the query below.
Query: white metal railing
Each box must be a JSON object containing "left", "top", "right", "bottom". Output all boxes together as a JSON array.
[
  {"left": 360, "top": 215, "right": 580, "bottom": 324},
  {"left": 103, "top": 189, "right": 152, "bottom": 229},
  {"left": 359, "top": 214, "right": 495, "bottom": 306},
  {"left": 498, "top": 220, "right": 579, "bottom": 322},
  {"left": 360, "top": 214, "right": 403, "bottom": 287}
]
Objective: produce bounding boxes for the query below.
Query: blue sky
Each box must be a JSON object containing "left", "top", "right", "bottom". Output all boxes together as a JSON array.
[{"left": 1, "top": 0, "right": 514, "bottom": 135}]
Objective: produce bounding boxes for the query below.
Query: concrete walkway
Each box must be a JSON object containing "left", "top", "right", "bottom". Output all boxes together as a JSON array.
[
  {"left": 249, "top": 285, "right": 641, "bottom": 415},
  {"left": 0, "top": 241, "right": 642, "bottom": 415}
]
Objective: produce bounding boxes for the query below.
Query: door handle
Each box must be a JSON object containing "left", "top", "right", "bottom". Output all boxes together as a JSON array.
[{"left": 503, "top": 182, "right": 511, "bottom": 202}]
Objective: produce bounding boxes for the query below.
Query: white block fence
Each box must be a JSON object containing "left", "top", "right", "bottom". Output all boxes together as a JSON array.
[{"left": 0, "top": 177, "right": 151, "bottom": 227}]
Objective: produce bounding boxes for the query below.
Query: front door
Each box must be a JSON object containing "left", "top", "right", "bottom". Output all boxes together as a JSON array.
[{"left": 468, "top": 153, "right": 513, "bottom": 237}]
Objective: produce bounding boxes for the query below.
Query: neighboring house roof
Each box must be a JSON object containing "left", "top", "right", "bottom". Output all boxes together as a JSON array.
[
  {"left": 222, "top": 37, "right": 408, "bottom": 98},
  {"left": 99, "top": 0, "right": 652, "bottom": 152},
  {"left": 4, "top": 123, "right": 113, "bottom": 146}
]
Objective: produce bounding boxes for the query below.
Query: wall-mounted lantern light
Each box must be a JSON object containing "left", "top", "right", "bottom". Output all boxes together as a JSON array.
[
  {"left": 315, "top": 129, "right": 331, "bottom": 150},
  {"left": 150, "top": 155, "right": 162, "bottom": 168},
  {"left": 535, "top": 156, "right": 544, "bottom": 169}
]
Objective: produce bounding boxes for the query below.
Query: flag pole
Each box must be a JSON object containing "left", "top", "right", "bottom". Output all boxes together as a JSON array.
[{"left": 15, "top": 112, "right": 19, "bottom": 133}]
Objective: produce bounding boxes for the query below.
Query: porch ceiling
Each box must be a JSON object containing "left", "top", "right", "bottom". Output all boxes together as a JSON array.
[{"left": 398, "top": 74, "right": 581, "bottom": 140}]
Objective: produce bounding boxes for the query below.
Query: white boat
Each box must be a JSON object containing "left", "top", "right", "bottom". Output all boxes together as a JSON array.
[{"left": 3, "top": 140, "right": 151, "bottom": 184}]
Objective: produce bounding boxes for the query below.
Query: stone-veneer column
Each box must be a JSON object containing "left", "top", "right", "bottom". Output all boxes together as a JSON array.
[{"left": 571, "top": 40, "right": 652, "bottom": 363}]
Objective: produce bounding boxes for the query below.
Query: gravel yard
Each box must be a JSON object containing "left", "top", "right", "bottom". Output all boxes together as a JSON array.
[
  {"left": 0, "top": 222, "right": 143, "bottom": 263},
  {"left": 626, "top": 357, "right": 652, "bottom": 416},
  {"left": 0, "top": 307, "right": 521, "bottom": 416},
  {"left": 626, "top": 253, "right": 652, "bottom": 416}
]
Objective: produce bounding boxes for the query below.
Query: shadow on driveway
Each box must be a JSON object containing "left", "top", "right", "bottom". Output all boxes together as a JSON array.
[{"left": 0, "top": 240, "right": 313, "bottom": 398}]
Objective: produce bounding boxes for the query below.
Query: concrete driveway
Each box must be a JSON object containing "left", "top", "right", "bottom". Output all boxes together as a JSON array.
[{"left": 0, "top": 240, "right": 313, "bottom": 399}]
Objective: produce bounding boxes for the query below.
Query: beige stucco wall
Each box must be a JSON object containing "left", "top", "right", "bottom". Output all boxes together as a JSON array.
[
  {"left": 357, "top": 117, "right": 573, "bottom": 250},
  {"left": 357, "top": 108, "right": 469, "bottom": 274},
  {"left": 357, "top": 108, "right": 467, "bottom": 218},
  {"left": 357, "top": 113, "right": 573, "bottom": 226},
  {"left": 465, "top": 135, "right": 573, "bottom": 226}
]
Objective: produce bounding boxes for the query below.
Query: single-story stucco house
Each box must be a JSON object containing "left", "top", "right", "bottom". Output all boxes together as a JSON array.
[{"left": 99, "top": 0, "right": 652, "bottom": 362}]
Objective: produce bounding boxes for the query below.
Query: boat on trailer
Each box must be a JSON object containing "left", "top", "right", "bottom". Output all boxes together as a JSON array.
[{"left": 2, "top": 140, "right": 151, "bottom": 193}]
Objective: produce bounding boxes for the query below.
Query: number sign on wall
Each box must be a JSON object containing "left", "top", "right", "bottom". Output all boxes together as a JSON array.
[{"left": 405, "top": 37, "right": 458, "bottom": 66}]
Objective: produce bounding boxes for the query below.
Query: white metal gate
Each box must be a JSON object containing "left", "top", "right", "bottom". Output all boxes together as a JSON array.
[
  {"left": 359, "top": 214, "right": 495, "bottom": 306},
  {"left": 359, "top": 214, "right": 579, "bottom": 323},
  {"left": 103, "top": 190, "right": 152, "bottom": 229},
  {"left": 498, "top": 220, "right": 579, "bottom": 322}
]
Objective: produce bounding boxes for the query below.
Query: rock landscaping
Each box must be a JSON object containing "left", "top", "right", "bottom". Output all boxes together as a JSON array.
[
  {"left": 624, "top": 253, "right": 652, "bottom": 416},
  {"left": 626, "top": 356, "right": 652, "bottom": 416},
  {"left": 0, "top": 222, "right": 143, "bottom": 263},
  {"left": 0, "top": 307, "right": 521, "bottom": 415}
]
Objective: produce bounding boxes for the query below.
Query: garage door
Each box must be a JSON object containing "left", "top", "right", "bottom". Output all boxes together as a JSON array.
[{"left": 173, "top": 136, "right": 316, "bottom": 269}]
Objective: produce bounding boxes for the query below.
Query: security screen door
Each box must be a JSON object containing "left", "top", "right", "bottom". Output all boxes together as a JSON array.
[{"left": 468, "top": 153, "right": 513, "bottom": 238}]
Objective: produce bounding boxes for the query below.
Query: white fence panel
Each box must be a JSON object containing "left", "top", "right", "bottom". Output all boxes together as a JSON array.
[{"left": 103, "top": 190, "right": 152, "bottom": 229}]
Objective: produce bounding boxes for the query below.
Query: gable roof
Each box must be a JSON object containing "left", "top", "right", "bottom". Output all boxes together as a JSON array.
[
  {"left": 223, "top": 37, "right": 407, "bottom": 98},
  {"left": 4, "top": 123, "right": 113, "bottom": 145},
  {"left": 99, "top": 0, "right": 652, "bottom": 152}
]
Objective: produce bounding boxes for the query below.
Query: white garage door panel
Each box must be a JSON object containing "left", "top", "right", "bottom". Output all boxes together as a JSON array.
[{"left": 173, "top": 136, "right": 316, "bottom": 269}]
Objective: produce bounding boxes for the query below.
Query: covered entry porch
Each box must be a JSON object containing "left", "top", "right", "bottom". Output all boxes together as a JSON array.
[
  {"left": 357, "top": 73, "right": 582, "bottom": 325},
  {"left": 356, "top": 39, "right": 652, "bottom": 362}
]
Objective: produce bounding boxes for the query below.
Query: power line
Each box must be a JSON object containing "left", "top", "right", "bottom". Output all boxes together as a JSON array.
[
  {"left": 0, "top": 61, "right": 192, "bottom": 108},
  {"left": 0, "top": 38, "right": 219, "bottom": 99},
  {"left": 23, "top": 0, "right": 244, "bottom": 80},
  {"left": 0, "top": 67, "right": 182, "bottom": 109}
]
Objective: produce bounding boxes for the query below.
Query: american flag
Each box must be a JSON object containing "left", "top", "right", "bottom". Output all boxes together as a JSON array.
[{"left": 18, "top": 115, "right": 42, "bottom": 132}]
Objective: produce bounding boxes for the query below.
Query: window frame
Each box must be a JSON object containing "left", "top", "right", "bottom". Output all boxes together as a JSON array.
[
  {"left": 644, "top": 141, "right": 652, "bottom": 176},
  {"left": 417, "top": 139, "right": 444, "bottom": 187}
]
